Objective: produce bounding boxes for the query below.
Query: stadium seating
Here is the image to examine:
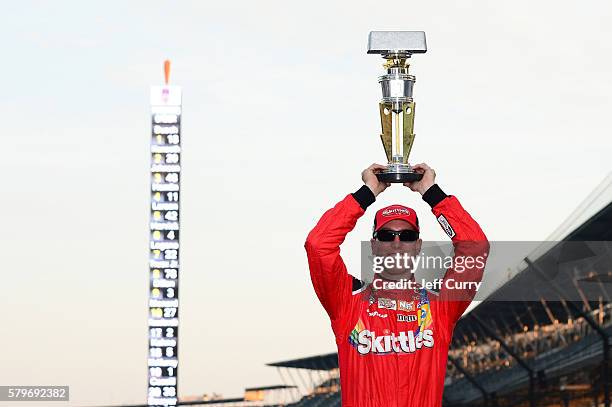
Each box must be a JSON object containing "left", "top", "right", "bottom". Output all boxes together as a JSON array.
[{"left": 287, "top": 391, "right": 340, "bottom": 407}]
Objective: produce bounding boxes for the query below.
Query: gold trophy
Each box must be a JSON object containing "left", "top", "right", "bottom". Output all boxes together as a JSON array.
[{"left": 368, "top": 31, "right": 427, "bottom": 182}]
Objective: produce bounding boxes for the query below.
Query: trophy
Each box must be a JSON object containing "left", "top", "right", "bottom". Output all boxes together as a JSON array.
[{"left": 368, "top": 31, "right": 427, "bottom": 183}]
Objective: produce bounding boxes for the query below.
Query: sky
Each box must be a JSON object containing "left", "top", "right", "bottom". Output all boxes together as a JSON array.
[{"left": 1, "top": 0, "right": 611, "bottom": 405}]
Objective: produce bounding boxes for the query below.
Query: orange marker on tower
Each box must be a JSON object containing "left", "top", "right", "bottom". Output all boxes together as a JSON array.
[{"left": 164, "top": 60, "right": 171, "bottom": 85}]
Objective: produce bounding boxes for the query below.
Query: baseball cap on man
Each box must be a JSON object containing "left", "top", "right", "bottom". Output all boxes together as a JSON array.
[{"left": 373, "top": 204, "right": 419, "bottom": 232}]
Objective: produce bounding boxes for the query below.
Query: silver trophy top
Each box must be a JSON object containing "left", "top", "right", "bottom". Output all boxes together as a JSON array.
[{"left": 367, "top": 31, "right": 427, "bottom": 57}]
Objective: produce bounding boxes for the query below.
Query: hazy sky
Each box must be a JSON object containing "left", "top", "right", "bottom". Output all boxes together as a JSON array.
[{"left": 1, "top": 0, "right": 611, "bottom": 405}]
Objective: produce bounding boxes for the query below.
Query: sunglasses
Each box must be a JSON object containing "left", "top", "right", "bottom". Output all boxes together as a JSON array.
[{"left": 373, "top": 229, "right": 420, "bottom": 242}]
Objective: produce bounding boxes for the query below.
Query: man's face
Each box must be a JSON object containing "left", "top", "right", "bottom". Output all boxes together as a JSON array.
[{"left": 370, "top": 219, "right": 422, "bottom": 278}]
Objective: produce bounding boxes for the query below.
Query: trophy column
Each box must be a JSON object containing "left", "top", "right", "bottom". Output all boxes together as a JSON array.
[{"left": 368, "top": 31, "right": 427, "bottom": 183}]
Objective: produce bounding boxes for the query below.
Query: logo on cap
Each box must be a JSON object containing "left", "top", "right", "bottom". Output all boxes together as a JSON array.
[{"left": 382, "top": 208, "right": 410, "bottom": 217}]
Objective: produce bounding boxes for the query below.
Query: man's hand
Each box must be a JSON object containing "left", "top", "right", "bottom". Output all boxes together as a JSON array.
[
  {"left": 362, "top": 163, "right": 390, "bottom": 197},
  {"left": 404, "top": 163, "right": 436, "bottom": 195}
]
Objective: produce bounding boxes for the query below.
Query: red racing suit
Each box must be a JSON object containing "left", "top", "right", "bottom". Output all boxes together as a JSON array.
[{"left": 305, "top": 184, "right": 489, "bottom": 407}]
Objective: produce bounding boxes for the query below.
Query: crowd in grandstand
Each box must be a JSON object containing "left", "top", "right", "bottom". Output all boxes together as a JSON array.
[{"left": 447, "top": 302, "right": 611, "bottom": 379}]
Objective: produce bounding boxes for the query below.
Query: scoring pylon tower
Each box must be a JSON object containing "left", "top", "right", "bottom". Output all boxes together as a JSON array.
[{"left": 147, "top": 60, "right": 182, "bottom": 407}]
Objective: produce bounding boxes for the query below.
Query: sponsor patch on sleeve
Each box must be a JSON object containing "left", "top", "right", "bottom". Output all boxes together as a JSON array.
[{"left": 437, "top": 214, "right": 456, "bottom": 238}]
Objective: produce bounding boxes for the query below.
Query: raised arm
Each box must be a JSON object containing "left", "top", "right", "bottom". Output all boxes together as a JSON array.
[{"left": 305, "top": 164, "right": 389, "bottom": 324}]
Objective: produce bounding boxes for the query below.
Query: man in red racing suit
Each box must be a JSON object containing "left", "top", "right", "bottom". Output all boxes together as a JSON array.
[{"left": 305, "top": 163, "right": 489, "bottom": 407}]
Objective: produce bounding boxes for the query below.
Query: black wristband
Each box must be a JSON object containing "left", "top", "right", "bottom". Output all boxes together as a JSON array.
[
  {"left": 352, "top": 185, "right": 376, "bottom": 210},
  {"left": 422, "top": 184, "right": 448, "bottom": 208}
]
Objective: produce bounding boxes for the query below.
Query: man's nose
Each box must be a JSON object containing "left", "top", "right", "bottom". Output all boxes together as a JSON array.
[{"left": 392, "top": 235, "right": 401, "bottom": 247}]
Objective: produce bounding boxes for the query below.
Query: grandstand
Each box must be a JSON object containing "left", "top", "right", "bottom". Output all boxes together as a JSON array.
[
  {"left": 443, "top": 174, "right": 612, "bottom": 407},
  {"left": 267, "top": 354, "right": 340, "bottom": 407}
]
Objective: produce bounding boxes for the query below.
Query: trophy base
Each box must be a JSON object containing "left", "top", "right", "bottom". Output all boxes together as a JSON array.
[{"left": 376, "top": 171, "right": 423, "bottom": 183}]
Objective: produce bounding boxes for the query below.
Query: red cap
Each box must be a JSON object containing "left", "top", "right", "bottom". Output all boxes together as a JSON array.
[{"left": 374, "top": 204, "right": 419, "bottom": 232}]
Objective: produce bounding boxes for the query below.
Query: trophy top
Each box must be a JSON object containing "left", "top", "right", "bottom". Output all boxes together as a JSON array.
[{"left": 367, "top": 31, "right": 427, "bottom": 57}]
